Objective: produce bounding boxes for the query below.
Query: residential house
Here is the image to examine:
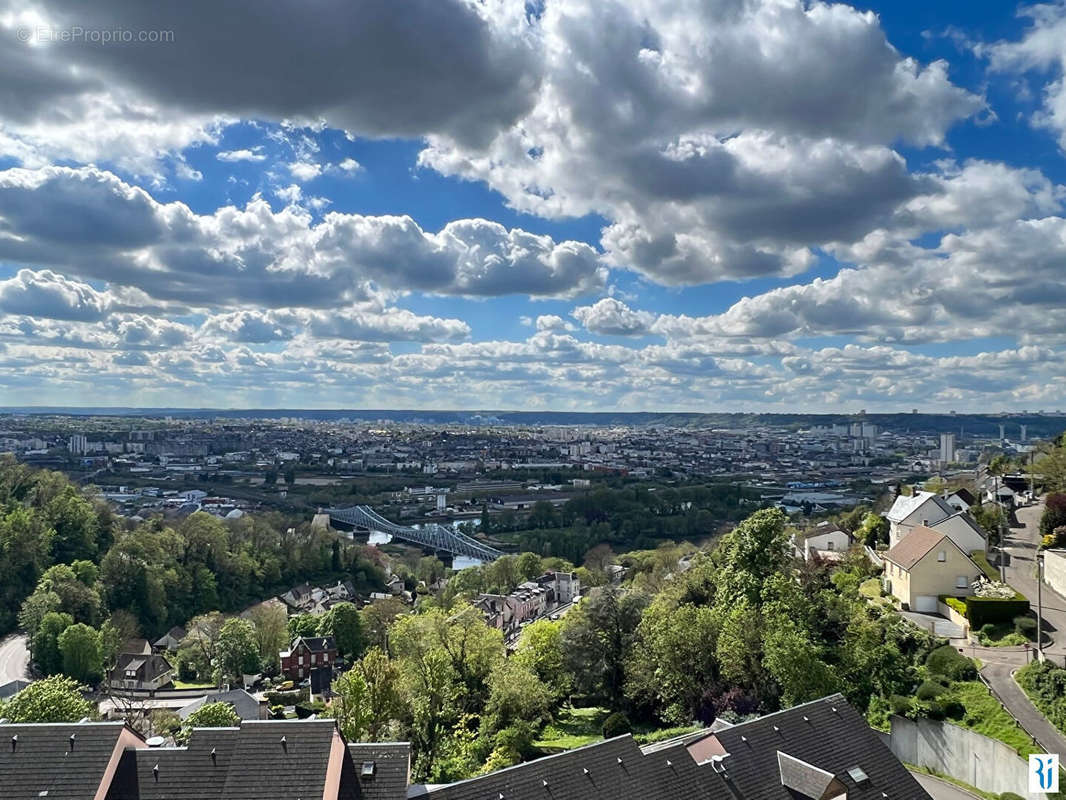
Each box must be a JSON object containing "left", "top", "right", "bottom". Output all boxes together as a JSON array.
[
  {"left": 882, "top": 526, "right": 982, "bottom": 612},
  {"left": 122, "top": 638, "right": 152, "bottom": 656},
  {"left": 1, "top": 697, "right": 929, "bottom": 800},
  {"left": 536, "top": 570, "right": 580, "bottom": 604},
  {"left": 411, "top": 693, "right": 929, "bottom": 800},
  {"left": 151, "top": 626, "right": 186, "bottom": 653},
  {"left": 110, "top": 652, "right": 175, "bottom": 692},
  {"left": 178, "top": 687, "right": 266, "bottom": 721},
  {"left": 279, "top": 582, "right": 314, "bottom": 612},
  {"left": 927, "top": 511, "right": 986, "bottom": 556},
  {"left": 885, "top": 491, "right": 956, "bottom": 548},
  {"left": 279, "top": 636, "right": 337, "bottom": 681},
  {"left": 942, "top": 488, "right": 976, "bottom": 512},
  {"left": 794, "top": 521, "right": 853, "bottom": 562}
]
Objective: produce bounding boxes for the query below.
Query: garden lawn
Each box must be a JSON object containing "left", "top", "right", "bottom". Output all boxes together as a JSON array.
[
  {"left": 945, "top": 681, "right": 1041, "bottom": 758},
  {"left": 970, "top": 550, "right": 1000, "bottom": 582},
  {"left": 533, "top": 707, "right": 610, "bottom": 752}
]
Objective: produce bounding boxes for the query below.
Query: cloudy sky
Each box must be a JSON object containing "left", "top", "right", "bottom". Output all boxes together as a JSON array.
[{"left": 1, "top": 0, "right": 1066, "bottom": 412}]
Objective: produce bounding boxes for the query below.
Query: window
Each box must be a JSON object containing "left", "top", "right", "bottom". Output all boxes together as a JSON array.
[
  {"left": 311, "top": 653, "right": 316, "bottom": 664},
  {"left": 826, "top": 541, "right": 835, "bottom": 551},
  {"left": 937, "top": 550, "right": 946, "bottom": 562},
  {"left": 298, "top": 655, "right": 304, "bottom": 665},
  {"left": 956, "top": 576, "right": 968, "bottom": 589}
]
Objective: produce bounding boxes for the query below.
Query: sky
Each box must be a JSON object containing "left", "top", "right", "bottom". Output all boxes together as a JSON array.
[{"left": 1, "top": 1, "right": 1066, "bottom": 412}]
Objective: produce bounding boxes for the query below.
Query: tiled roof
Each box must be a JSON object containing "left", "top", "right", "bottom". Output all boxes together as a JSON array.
[
  {"left": 106, "top": 720, "right": 341, "bottom": 800},
  {"left": 883, "top": 526, "right": 955, "bottom": 570},
  {"left": 707, "top": 694, "right": 929, "bottom": 800},
  {"left": 0, "top": 721, "right": 136, "bottom": 800},
  {"left": 348, "top": 742, "right": 410, "bottom": 800},
  {"left": 411, "top": 735, "right": 723, "bottom": 800}
]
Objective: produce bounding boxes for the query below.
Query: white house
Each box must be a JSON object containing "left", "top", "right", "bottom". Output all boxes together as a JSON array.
[
  {"left": 928, "top": 511, "right": 986, "bottom": 556},
  {"left": 886, "top": 491, "right": 956, "bottom": 549},
  {"left": 793, "top": 521, "right": 852, "bottom": 562}
]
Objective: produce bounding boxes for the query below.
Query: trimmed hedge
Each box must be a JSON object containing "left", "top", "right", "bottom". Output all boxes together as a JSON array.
[
  {"left": 939, "top": 595, "right": 967, "bottom": 615},
  {"left": 965, "top": 594, "right": 1030, "bottom": 628},
  {"left": 265, "top": 688, "right": 308, "bottom": 706}
]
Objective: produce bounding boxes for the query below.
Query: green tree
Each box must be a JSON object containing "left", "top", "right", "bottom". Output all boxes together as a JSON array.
[
  {"left": 45, "top": 486, "right": 100, "bottom": 564},
  {"left": 58, "top": 623, "right": 103, "bottom": 684},
  {"left": 287, "top": 613, "right": 320, "bottom": 642},
  {"left": 2, "top": 675, "right": 92, "bottom": 722},
  {"left": 762, "top": 619, "right": 839, "bottom": 708},
  {"left": 857, "top": 513, "right": 889, "bottom": 547},
  {"left": 561, "top": 587, "right": 647, "bottom": 709},
  {"left": 317, "top": 602, "right": 366, "bottom": 660},
  {"left": 215, "top": 618, "right": 260, "bottom": 683},
  {"left": 329, "top": 667, "right": 373, "bottom": 742},
  {"left": 516, "top": 552, "right": 543, "bottom": 581},
  {"left": 513, "top": 619, "right": 571, "bottom": 702},
  {"left": 0, "top": 506, "right": 53, "bottom": 635},
  {"left": 480, "top": 658, "right": 553, "bottom": 738},
  {"left": 20, "top": 562, "right": 104, "bottom": 637},
  {"left": 32, "top": 611, "right": 74, "bottom": 676},
  {"left": 176, "top": 701, "right": 241, "bottom": 744},
  {"left": 178, "top": 612, "right": 226, "bottom": 683},
  {"left": 712, "top": 508, "right": 792, "bottom": 606},
  {"left": 247, "top": 602, "right": 289, "bottom": 671},
  {"left": 359, "top": 647, "right": 405, "bottom": 740}
]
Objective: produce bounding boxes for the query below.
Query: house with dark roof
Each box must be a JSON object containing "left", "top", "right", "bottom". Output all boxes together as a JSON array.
[
  {"left": 0, "top": 696, "right": 930, "bottom": 800},
  {"left": 883, "top": 526, "right": 982, "bottom": 612},
  {"left": 348, "top": 742, "right": 410, "bottom": 800},
  {"left": 178, "top": 687, "right": 266, "bottom": 721},
  {"left": 279, "top": 635, "right": 337, "bottom": 681},
  {"left": 0, "top": 720, "right": 146, "bottom": 800},
  {"left": 152, "top": 626, "right": 187, "bottom": 653},
  {"left": 109, "top": 652, "right": 175, "bottom": 692},
  {"left": 0, "top": 678, "right": 31, "bottom": 700}
]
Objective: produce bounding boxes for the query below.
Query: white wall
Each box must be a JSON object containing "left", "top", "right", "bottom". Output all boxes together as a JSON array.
[{"left": 1043, "top": 549, "right": 1066, "bottom": 599}]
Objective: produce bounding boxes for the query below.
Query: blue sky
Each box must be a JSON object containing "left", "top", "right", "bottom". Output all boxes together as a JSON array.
[{"left": 1, "top": 0, "right": 1066, "bottom": 411}]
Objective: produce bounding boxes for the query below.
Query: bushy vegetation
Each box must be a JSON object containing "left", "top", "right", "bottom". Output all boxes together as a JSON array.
[
  {"left": 925, "top": 645, "right": 977, "bottom": 682},
  {"left": 1017, "top": 661, "right": 1066, "bottom": 734}
]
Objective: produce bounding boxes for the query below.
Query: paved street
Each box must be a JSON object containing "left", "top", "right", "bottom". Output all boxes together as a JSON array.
[
  {"left": 967, "top": 499, "right": 1066, "bottom": 757},
  {"left": 910, "top": 772, "right": 982, "bottom": 800},
  {"left": 0, "top": 633, "right": 30, "bottom": 685}
]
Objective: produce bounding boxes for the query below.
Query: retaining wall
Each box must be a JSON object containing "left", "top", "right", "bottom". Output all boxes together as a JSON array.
[{"left": 887, "top": 715, "right": 1040, "bottom": 799}]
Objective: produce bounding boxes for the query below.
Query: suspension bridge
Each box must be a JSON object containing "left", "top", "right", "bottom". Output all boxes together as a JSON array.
[{"left": 327, "top": 505, "right": 504, "bottom": 562}]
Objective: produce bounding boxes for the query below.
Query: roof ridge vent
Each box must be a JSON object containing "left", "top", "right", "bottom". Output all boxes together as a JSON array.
[
  {"left": 152, "top": 764, "right": 159, "bottom": 782},
  {"left": 211, "top": 747, "right": 217, "bottom": 764},
  {"left": 10, "top": 734, "right": 17, "bottom": 752},
  {"left": 68, "top": 733, "right": 76, "bottom": 751}
]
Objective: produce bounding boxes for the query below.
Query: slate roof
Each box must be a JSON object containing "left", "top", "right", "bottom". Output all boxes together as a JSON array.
[
  {"left": 410, "top": 735, "right": 723, "bottom": 800},
  {"left": 883, "top": 526, "right": 963, "bottom": 570},
  {"left": 706, "top": 694, "right": 930, "bottom": 800},
  {"left": 0, "top": 721, "right": 135, "bottom": 800},
  {"left": 293, "top": 636, "right": 337, "bottom": 653},
  {"left": 348, "top": 742, "right": 410, "bottom": 800},
  {"left": 107, "top": 720, "right": 342, "bottom": 800}
]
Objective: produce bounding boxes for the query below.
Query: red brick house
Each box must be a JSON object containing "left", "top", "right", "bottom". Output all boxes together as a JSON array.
[{"left": 279, "top": 636, "right": 337, "bottom": 681}]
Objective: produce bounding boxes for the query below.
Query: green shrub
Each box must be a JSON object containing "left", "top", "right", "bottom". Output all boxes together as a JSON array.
[
  {"left": 926, "top": 645, "right": 977, "bottom": 682},
  {"left": 1017, "top": 661, "right": 1066, "bottom": 734},
  {"left": 294, "top": 699, "right": 326, "bottom": 719},
  {"left": 1000, "top": 792, "right": 1025, "bottom": 800},
  {"left": 916, "top": 680, "right": 946, "bottom": 701},
  {"left": 942, "top": 700, "right": 965, "bottom": 720},
  {"left": 602, "top": 712, "right": 632, "bottom": 739},
  {"left": 889, "top": 695, "right": 913, "bottom": 716},
  {"left": 265, "top": 688, "right": 307, "bottom": 706},
  {"left": 965, "top": 595, "right": 1030, "bottom": 628},
  {"left": 925, "top": 700, "right": 946, "bottom": 721},
  {"left": 1014, "top": 616, "right": 1037, "bottom": 637}
]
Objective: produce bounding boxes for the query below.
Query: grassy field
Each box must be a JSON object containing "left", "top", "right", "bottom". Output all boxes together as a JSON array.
[
  {"left": 533, "top": 707, "right": 702, "bottom": 753},
  {"left": 946, "top": 681, "right": 1041, "bottom": 758},
  {"left": 171, "top": 679, "right": 216, "bottom": 690}
]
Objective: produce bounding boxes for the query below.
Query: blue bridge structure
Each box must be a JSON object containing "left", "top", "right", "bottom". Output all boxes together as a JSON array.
[{"left": 327, "top": 505, "right": 504, "bottom": 562}]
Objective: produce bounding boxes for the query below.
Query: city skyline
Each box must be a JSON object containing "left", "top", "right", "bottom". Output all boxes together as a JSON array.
[{"left": 2, "top": 1, "right": 1066, "bottom": 410}]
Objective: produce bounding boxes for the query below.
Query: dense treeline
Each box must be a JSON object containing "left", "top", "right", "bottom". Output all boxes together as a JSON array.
[
  {"left": 0, "top": 456, "right": 386, "bottom": 646},
  {"left": 484, "top": 483, "right": 756, "bottom": 560}
]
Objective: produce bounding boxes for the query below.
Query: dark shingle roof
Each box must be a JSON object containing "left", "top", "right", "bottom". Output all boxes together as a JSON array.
[
  {"left": 0, "top": 721, "right": 134, "bottom": 800},
  {"left": 708, "top": 694, "right": 930, "bottom": 800},
  {"left": 107, "top": 720, "right": 341, "bottom": 800},
  {"left": 106, "top": 727, "right": 240, "bottom": 800},
  {"left": 347, "top": 742, "right": 410, "bottom": 800},
  {"left": 412, "top": 735, "right": 722, "bottom": 800},
  {"left": 294, "top": 636, "right": 337, "bottom": 653}
]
